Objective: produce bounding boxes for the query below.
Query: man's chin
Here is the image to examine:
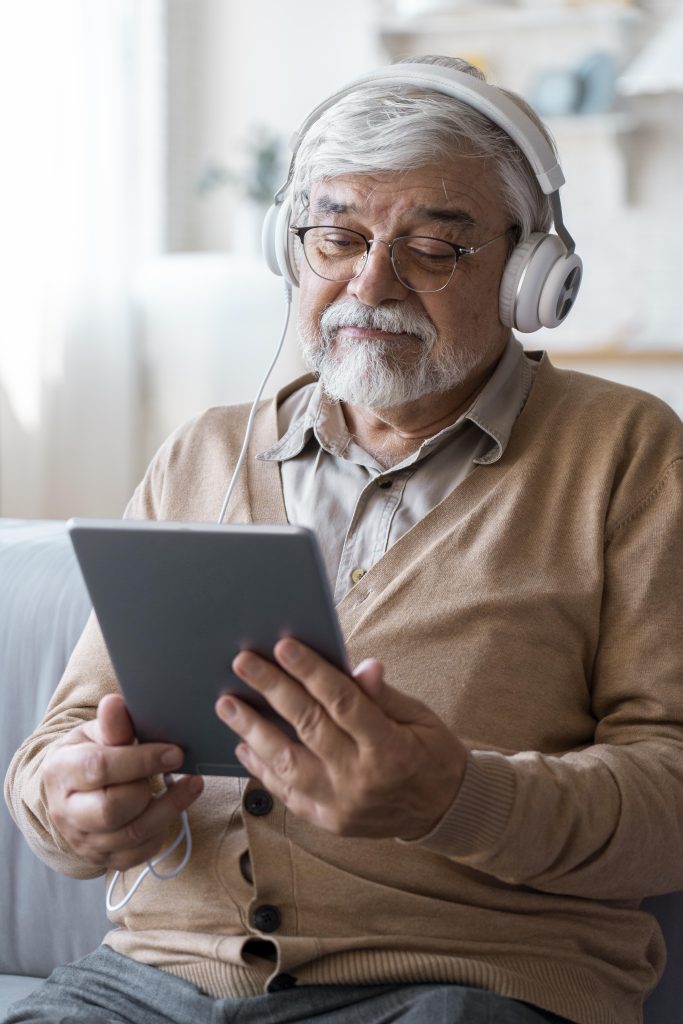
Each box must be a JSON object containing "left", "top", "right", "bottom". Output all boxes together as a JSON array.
[{"left": 317, "top": 369, "right": 442, "bottom": 411}]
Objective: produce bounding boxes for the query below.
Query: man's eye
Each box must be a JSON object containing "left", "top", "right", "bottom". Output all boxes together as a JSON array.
[
  {"left": 316, "top": 235, "right": 364, "bottom": 256},
  {"left": 324, "top": 236, "right": 355, "bottom": 248},
  {"left": 404, "top": 241, "right": 453, "bottom": 262}
]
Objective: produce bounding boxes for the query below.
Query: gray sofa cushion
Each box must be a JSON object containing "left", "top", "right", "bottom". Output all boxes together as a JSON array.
[{"left": 1, "top": 520, "right": 108, "bottom": 979}]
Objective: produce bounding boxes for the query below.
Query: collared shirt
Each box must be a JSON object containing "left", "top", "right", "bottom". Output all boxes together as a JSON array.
[{"left": 258, "top": 336, "right": 538, "bottom": 604}]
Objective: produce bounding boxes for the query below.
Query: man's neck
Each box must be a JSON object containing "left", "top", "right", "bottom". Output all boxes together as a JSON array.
[{"left": 341, "top": 360, "right": 499, "bottom": 469}]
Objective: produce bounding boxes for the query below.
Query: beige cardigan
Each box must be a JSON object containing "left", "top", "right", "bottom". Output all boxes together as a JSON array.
[{"left": 6, "top": 355, "right": 683, "bottom": 1024}]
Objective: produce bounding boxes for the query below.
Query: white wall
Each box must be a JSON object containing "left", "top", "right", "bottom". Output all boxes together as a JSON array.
[{"left": 167, "top": 0, "right": 384, "bottom": 252}]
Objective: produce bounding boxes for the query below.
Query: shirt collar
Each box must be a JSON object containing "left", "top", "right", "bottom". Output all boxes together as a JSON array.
[
  {"left": 469, "top": 333, "right": 535, "bottom": 465},
  {"left": 258, "top": 334, "right": 532, "bottom": 468}
]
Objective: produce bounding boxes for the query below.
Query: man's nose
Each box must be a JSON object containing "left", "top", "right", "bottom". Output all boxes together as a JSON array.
[{"left": 346, "top": 240, "right": 409, "bottom": 307}]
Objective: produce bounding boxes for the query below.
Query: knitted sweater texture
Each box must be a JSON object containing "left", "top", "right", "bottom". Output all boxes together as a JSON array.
[{"left": 6, "top": 355, "right": 683, "bottom": 1024}]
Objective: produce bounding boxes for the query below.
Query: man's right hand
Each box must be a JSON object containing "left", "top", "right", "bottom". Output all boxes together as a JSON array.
[{"left": 42, "top": 693, "right": 203, "bottom": 871}]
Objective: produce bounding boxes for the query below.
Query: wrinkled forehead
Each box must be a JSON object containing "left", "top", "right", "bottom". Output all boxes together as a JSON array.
[{"left": 307, "top": 162, "right": 506, "bottom": 230}]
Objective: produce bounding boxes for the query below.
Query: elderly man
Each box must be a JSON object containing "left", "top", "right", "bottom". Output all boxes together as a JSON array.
[{"left": 5, "top": 56, "right": 683, "bottom": 1024}]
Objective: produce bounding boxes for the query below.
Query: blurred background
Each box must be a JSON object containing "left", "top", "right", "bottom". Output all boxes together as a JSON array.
[{"left": 1, "top": 0, "right": 682, "bottom": 519}]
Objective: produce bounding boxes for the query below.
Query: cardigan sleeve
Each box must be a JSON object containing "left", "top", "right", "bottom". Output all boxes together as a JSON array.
[
  {"left": 409, "top": 456, "right": 683, "bottom": 901},
  {"left": 2, "top": 439, "right": 176, "bottom": 878}
]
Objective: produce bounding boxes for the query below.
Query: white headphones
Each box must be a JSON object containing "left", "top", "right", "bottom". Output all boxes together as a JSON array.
[{"left": 262, "top": 63, "right": 582, "bottom": 335}]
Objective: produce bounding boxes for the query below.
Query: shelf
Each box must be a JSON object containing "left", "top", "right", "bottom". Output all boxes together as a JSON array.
[
  {"left": 542, "top": 348, "right": 683, "bottom": 364},
  {"left": 547, "top": 112, "right": 638, "bottom": 135},
  {"left": 376, "top": 3, "right": 643, "bottom": 38}
]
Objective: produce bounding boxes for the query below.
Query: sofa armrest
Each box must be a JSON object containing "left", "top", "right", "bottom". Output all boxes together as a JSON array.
[{"left": 1, "top": 520, "right": 109, "bottom": 978}]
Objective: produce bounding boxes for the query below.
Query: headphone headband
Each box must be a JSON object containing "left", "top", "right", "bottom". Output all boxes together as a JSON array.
[{"left": 287, "top": 63, "right": 565, "bottom": 197}]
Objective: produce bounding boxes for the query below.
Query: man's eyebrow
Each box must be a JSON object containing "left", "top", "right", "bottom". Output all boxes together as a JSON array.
[
  {"left": 310, "top": 196, "right": 359, "bottom": 217},
  {"left": 412, "top": 206, "right": 477, "bottom": 227}
]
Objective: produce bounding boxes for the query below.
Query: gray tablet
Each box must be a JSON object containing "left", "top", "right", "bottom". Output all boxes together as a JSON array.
[{"left": 67, "top": 519, "right": 349, "bottom": 777}]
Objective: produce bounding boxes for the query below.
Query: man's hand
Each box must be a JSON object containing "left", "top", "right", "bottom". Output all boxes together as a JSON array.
[
  {"left": 42, "top": 694, "right": 203, "bottom": 871},
  {"left": 215, "top": 640, "right": 467, "bottom": 840}
]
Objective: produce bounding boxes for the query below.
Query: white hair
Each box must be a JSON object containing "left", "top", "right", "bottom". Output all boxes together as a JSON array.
[{"left": 290, "top": 55, "right": 555, "bottom": 247}]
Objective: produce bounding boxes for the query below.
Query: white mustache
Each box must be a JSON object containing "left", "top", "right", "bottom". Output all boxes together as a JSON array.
[{"left": 319, "top": 299, "right": 438, "bottom": 348}]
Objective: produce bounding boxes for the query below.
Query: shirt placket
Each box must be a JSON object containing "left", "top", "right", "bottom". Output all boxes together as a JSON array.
[{"left": 334, "top": 471, "right": 410, "bottom": 604}]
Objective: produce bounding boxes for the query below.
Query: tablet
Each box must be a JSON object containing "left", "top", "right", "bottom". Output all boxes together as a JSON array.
[{"left": 67, "top": 519, "right": 349, "bottom": 776}]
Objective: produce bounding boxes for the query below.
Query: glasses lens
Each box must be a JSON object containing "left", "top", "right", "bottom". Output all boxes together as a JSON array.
[
  {"left": 301, "top": 227, "right": 367, "bottom": 282},
  {"left": 392, "top": 236, "right": 457, "bottom": 292}
]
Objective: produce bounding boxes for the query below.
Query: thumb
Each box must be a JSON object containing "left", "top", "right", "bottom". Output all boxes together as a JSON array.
[
  {"left": 353, "top": 658, "right": 434, "bottom": 726},
  {"left": 96, "top": 692, "right": 136, "bottom": 747},
  {"left": 352, "top": 658, "right": 385, "bottom": 699}
]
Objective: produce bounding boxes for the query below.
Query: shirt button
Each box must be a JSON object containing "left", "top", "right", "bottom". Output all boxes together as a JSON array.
[
  {"left": 244, "top": 789, "right": 273, "bottom": 816},
  {"left": 267, "top": 973, "right": 297, "bottom": 992},
  {"left": 351, "top": 567, "right": 366, "bottom": 585},
  {"left": 252, "top": 904, "right": 281, "bottom": 933},
  {"left": 378, "top": 478, "right": 393, "bottom": 489}
]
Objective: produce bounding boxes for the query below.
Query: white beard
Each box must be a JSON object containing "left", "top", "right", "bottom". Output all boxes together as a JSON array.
[{"left": 298, "top": 298, "right": 483, "bottom": 410}]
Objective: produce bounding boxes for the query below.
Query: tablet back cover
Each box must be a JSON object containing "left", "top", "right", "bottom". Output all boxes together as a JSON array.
[{"left": 68, "top": 520, "right": 348, "bottom": 776}]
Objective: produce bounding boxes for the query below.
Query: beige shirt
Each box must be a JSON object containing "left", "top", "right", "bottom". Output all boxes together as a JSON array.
[{"left": 259, "top": 335, "right": 537, "bottom": 603}]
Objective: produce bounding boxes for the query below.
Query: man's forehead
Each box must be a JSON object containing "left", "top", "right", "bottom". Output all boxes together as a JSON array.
[{"left": 308, "top": 163, "right": 502, "bottom": 224}]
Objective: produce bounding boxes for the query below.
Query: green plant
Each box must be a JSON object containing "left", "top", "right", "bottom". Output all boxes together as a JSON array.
[{"left": 196, "top": 124, "right": 286, "bottom": 205}]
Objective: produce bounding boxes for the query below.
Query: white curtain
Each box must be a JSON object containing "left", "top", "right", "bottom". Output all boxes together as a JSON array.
[{"left": 0, "top": 0, "right": 164, "bottom": 519}]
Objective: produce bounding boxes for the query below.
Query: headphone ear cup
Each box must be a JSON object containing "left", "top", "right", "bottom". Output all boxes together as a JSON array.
[
  {"left": 538, "top": 251, "right": 582, "bottom": 328},
  {"left": 499, "top": 233, "right": 581, "bottom": 334},
  {"left": 261, "top": 197, "right": 299, "bottom": 288},
  {"left": 499, "top": 234, "right": 541, "bottom": 331},
  {"left": 262, "top": 202, "right": 282, "bottom": 277}
]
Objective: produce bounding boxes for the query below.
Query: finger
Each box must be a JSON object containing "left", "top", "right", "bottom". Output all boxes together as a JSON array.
[
  {"left": 68, "top": 774, "right": 203, "bottom": 867},
  {"left": 232, "top": 741, "right": 319, "bottom": 824},
  {"left": 62, "top": 777, "right": 156, "bottom": 834},
  {"left": 44, "top": 739, "right": 185, "bottom": 796},
  {"left": 216, "top": 693, "right": 321, "bottom": 790},
  {"left": 272, "top": 640, "right": 391, "bottom": 741},
  {"left": 96, "top": 693, "right": 136, "bottom": 747},
  {"left": 276, "top": 641, "right": 444, "bottom": 750},
  {"left": 229, "top": 651, "right": 354, "bottom": 759},
  {"left": 352, "top": 668, "right": 437, "bottom": 728},
  {"left": 352, "top": 658, "right": 385, "bottom": 699},
  {"left": 352, "top": 656, "right": 443, "bottom": 733}
]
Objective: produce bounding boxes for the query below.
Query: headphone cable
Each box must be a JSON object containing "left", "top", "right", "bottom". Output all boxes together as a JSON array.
[
  {"left": 105, "top": 279, "right": 293, "bottom": 912},
  {"left": 217, "top": 281, "right": 293, "bottom": 525}
]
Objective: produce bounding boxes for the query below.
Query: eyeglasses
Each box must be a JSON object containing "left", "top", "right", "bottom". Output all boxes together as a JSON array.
[{"left": 290, "top": 225, "right": 511, "bottom": 294}]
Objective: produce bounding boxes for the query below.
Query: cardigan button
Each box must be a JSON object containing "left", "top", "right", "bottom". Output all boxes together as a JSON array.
[
  {"left": 267, "top": 972, "right": 297, "bottom": 992},
  {"left": 244, "top": 789, "right": 273, "bottom": 817},
  {"left": 252, "top": 904, "right": 281, "bottom": 933}
]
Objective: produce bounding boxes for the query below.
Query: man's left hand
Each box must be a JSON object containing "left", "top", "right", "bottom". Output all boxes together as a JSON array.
[{"left": 215, "top": 640, "right": 467, "bottom": 841}]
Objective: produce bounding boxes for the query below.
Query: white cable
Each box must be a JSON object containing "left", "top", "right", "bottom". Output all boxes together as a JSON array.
[
  {"left": 105, "top": 280, "right": 293, "bottom": 913},
  {"left": 106, "top": 803, "right": 191, "bottom": 913},
  {"left": 218, "top": 281, "right": 293, "bottom": 525}
]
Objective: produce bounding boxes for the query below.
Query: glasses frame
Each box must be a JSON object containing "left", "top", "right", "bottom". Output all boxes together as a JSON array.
[{"left": 289, "top": 224, "right": 512, "bottom": 294}]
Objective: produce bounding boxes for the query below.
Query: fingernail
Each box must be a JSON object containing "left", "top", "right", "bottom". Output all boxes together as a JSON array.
[
  {"left": 161, "top": 747, "right": 183, "bottom": 769},
  {"left": 219, "top": 697, "right": 238, "bottom": 719},
  {"left": 233, "top": 652, "right": 263, "bottom": 679},
  {"left": 189, "top": 775, "right": 203, "bottom": 794},
  {"left": 235, "top": 743, "right": 251, "bottom": 764},
  {"left": 279, "top": 639, "right": 301, "bottom": 664}
]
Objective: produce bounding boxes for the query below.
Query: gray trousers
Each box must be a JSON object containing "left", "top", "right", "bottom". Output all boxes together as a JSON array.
[{"left": 3, "top": 945, "right": 572, "bottom": 1024}]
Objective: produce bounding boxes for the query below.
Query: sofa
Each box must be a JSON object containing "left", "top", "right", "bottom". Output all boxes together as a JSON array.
[{"left": 1, "top": 518, "right": 682, "bottom": 1021}]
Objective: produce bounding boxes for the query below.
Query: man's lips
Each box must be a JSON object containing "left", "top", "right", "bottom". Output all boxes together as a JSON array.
[{"left": 335, "top": 326, "right": 419, "bottom": 343}]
